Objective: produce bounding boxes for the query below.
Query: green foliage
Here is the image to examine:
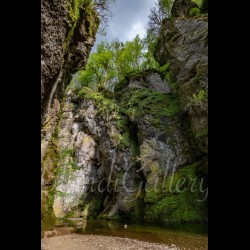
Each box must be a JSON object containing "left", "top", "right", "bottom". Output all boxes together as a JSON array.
[
  {"left": 192, "top": 0, "right": 203, "bottom": 8},
  {"left": 143, "top": 33, "right": 161, "bottom": 68},
  {"left": 78, "top": 87, "right": 131, "bottom": 149},
  {"left": 52, "top": 147, "right": 82, "bottom": 188},
  {"left": 144, "top": 189, "right": 163, "bottom": 204},
  {"left": 78, "top": 87, "right": 119, "bottom": 114},
  {"left": 158, "top": 62, "right": 176, "bottom": 88},
  {"left": 153, "top": 0, "right": 202, "bottom": 20},
  {"left": 41, "top": 120, "right": 61, "bottom": 235},
  {"left": 64, "top": 211, "right": 79, "bottom": 219},
  {"left": 189, "top": 7, "right": 200, "bottom": 16},
  {"left": 116, "top": 130, "right": 130, "bottom": 149},
  {"left": 192, "top": 89, "right": 207, "bottom": 106},
  {"left": 159, "top": 0, "right": 202, "bottom": 16},
  {"left": 160, "top": 0, "right": 174, "bottom": 14},
  {"left": 159, "top": 63, "right": 170, "bottom": 73},
  {"left": 65, "top": 0, "right": 99, "bottom": 51},
  {"left": 195, "top": 127, "right": 208, "bottom": 138},
  {"left": 110, "top": 131, "right": 130, "bottom": 150},
  {"left": 73, "top": 35, "right": 159, "bottom": 92},
  {"left": 75, "top": 41, "right": 117, "bottom": 91},
  {"left": 41, "top": 195, "right": 56, "bottom": 235},
  {"left": 145, "top": 163, "right": 208, "bottom": 223},
  {"left": 73, "top": 0, "right": 87, "bottom": 20},
  {"left": 119, "top": 87, "right": 180, "bottom": 128},
  {"left": 146, "top": 194, "right": 203, "bottom": 222},
  {"left": 84, "top": 198, "right": 104, "bottom": 219},
  {"left": 59, "top": 148, "right": 75, "bottom": 159},
  {"left": 115, "top": 35, "right": 144, "bottom": 78}
]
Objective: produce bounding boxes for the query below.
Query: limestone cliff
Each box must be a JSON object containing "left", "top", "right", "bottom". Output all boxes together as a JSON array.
[
  {"left": 53, "top": 88, "right": 144, "bottom": 220},
  {"left": 155, "top": 15, "right": 208, "bottom": 155},
  {"left": 41, "top": 0, "right": 99, "bottom": 234},
  {"left": 41, "top": 1, "right": 208, "bottom": 233},
  {"left": 145, "top": 14, "right": 208, "bottom": 222},
  {"left": 52, "top": 68, "right": 207, "bottom": 223}
]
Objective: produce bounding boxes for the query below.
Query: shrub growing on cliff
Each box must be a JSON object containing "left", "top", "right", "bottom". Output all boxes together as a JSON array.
[
  {"left": 192, "top": 0, "right": 202, "bottom": 7},
  {"left": 189, "top": 7, "right": 200, "bottom": 16},
  {"left": 146, "top": 0, "right": 203, "bottom": 36},
  {"left": 146, "top": 0, "right": 203, "bottom": 51},
  {"left": 191, "top": 89, "right": 208, "bottom": 111},
  {"left": 118, "top": 87, "right": 180, "bottom": 128}
]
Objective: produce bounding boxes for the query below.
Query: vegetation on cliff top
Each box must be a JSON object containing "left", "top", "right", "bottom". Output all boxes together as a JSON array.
[
  {"left": 77, "top": 87, "right": 131, "bottom": 149},
  {"left": 42, "top": 0, "right": 208, "bottom": 228},
  {"left": 72, "top": 35, "right": 159, "bottom": 92},
  {"left": 68, "top": 0, "right": 208, "bottom": 224}
]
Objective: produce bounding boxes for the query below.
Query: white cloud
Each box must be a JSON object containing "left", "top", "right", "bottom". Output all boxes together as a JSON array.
[
  {"left": 94, "top": 0, "right": 158, "bottom": 46},
  {"left": 126, "top": 22, "right": 146, "bottom": 41}
]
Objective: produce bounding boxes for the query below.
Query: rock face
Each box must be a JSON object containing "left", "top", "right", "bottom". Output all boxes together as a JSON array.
[
  {"left": 41, "top": 0, "right": 99, "bottom": 123},
  {"left": 52, "top": 69, "right": 207, "bottom": 222},
  {"left": 42, "top": 2, "right": 208, "bottom": 232},
  {"left": 126, "top": 70, "right": 172, "bottom": 94},
  {"left": 53, "top": 89, "right": 144, "bottom": 220},
  {"left": 51, "top": 14, "right": 208, "bottom": 222},
  {"left": 155, "top": 16, "right": 208, "bottom": 155},
  {"left": 41, "top": 0, "right": 99, "bottom": 234},
  {"left": 41, "top": 0, "right": 99, "bottom": 161},
  {"left": 171, "top": 0, "right": 198, "bottom": 17}
]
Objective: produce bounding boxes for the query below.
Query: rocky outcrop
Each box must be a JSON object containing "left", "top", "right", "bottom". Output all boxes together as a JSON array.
[
  {"left": 41, "top": 0, "right": 99, "bottom": 234},
  {"left": 115, "top": 70, "right": 194, "bottom": 188},
  {"left": 41, "top": 0, "right": 99, "bottom": 160},
  {"left": 42, "top": 1, "right": 208, "bottom": 230},
  {"left": 124, "top": 70, "right": 172, "bottom": 94},
  {"left": 54, "top": 14, "right": 209, "bottom": 222},
  {"left": 41, "top": 0, "right": 99, "bottom": 123},
  {"left": 52, "top": 88, "right": 144, "bottom": 220},
  {"left": 171, "top": 0, "right": 198, "bottom": 17},
  {"left": 155, "top": 15, "right": 208, "bottom": 155},
  {"left": 115, "top": 70, "right": 207, "bottom": 222},
  {"left": 51, "top": 70, "right": 207, "bottom": 222},
  {"left": 143, "top": 15, "right": 208, "bottom": 222}
]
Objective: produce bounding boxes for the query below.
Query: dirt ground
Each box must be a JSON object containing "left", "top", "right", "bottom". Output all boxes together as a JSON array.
[{"left": 41, "top": 228, "right": 179, "bottom": 250}]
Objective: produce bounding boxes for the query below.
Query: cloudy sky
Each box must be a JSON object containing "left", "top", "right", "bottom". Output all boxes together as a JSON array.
[{"left": 93, "top": 0, "right": 156, "bottom": 48}]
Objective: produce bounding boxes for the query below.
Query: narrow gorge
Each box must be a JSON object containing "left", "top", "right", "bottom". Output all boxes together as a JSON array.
[{"left": 41, "top": 0, "right": 208, "bottom": 248}]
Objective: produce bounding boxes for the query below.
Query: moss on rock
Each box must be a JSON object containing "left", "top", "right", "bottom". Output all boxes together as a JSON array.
[
  {"left": 117, "top": 87, "right": 180, "bottom": 129},
  {"left": 145, "top": 162, "right": 207, "bottom": 223},
  {"left": 78, "top": 87, "right": 132, "bottom": 150}
]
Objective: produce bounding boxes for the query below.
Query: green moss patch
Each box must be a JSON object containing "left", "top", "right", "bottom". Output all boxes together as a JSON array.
[
  {"left": 64, "top": 0, "right": 100, "bottom": 52},
  {"left": 118, "top": 87, "right": 180, "bottom": 128},
  {"left": 78, "top": 87, "right": 131, "bottom": 150},
  {"left": 145, "top": 163, "right": 208, "bottom": 223},
  {"left": 41, "top": 189, "right": 56, "bottom": 235}
]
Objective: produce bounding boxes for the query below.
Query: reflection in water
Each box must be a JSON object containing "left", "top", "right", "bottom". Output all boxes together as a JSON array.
[{"left": 58, "top": 219, "right": 208, "bottom": 250}]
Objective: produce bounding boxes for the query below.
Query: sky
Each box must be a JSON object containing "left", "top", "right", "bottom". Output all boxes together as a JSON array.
[{"left": 93, "top": 0, "right": 156, "bottom": 49}]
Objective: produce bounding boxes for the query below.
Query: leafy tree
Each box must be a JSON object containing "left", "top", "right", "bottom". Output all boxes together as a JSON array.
[
  {"left": 73, "top": 35, "right": 159, "bottom": 92},
  {"left": 142, "top": 33, "right": 160, "bottom": 69},
  {"left": 74, "top": 41, "right": 116, "bottom": 91},
  {"left": 115, "top": 35, "right": 145, "bottom": 78}
]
